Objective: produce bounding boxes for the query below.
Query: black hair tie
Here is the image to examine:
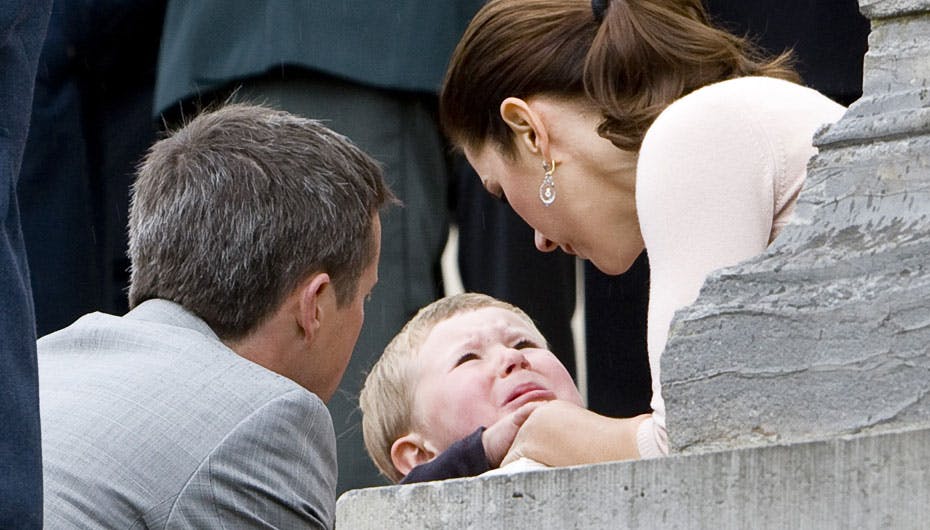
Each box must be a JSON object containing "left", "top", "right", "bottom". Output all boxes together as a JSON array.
[{"left": 591, "top": 0, "right": 609, "bottom": 23}]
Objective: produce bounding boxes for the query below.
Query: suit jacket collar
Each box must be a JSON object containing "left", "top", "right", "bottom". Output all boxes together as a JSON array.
[{"left": 125, "top": 299, "right": 219, "bottom": 342}]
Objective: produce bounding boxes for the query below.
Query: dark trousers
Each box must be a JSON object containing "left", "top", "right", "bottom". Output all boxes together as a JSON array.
[
  {"left": 18, "top": 0, "right": 165, "bottom": 337},
  {"left": 0, "top": 1, "right": 51, "bottom": 527}
]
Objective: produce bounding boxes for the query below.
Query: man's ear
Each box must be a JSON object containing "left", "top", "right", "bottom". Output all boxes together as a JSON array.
[
  {"left": 297, "top": 272, "right": 332, "bottom": 344},
  {"left": 500, "top": 96, "right": 550, "bottom": 159},
  {"left": 390, "top": 433, "right": 438, "bottom": 477}
]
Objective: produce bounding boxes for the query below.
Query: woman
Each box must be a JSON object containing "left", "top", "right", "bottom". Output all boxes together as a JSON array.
[{"left": 439, "top": 0, "right": 846, "bottom": 462}]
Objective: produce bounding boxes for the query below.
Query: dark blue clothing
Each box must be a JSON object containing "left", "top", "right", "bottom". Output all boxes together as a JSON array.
[
  {"left": 18, "top": 0, "right": 165, "bottom": 336},
  {"left": 400, "top": 428, "right": 491, "bottom": 484},
  {"left": 705, "top": 0, "right": 869, "bottom": 105},
  {"left": 0, "top": 0, "right": 51, "bottom": 527}
]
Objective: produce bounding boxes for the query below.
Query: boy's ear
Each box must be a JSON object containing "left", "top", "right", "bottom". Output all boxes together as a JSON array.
[
  {"left": 499, "top": 97, "right": 550, "bottom": 159},
  {"left": 297, "top": 272, "right": 332, "bottom": 344},
  {"left": 390, "top": 433, "right": 438, "bottom": 478}
]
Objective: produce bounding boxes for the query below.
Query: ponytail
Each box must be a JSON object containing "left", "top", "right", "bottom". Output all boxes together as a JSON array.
[
  {"left": 585, "top": 0, "right": 799, "bottom": 151},
  {"left": 441, "top": 0, "right": 799, "bottom": 155}
]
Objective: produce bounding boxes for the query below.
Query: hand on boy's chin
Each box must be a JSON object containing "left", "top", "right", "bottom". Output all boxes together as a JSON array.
[
  {"left": 501, "top": 402, "right": 648, "bottom": 468},
  {"left": 500, "top": 400, "right": 595, "bottom": 468},
  {"left": 481, "top": 401, "right": 546, "bottom": 468}
]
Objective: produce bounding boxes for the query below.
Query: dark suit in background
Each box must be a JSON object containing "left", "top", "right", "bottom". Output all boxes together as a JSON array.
[
  {"left": 0, "top": 0, "right": 51, "bottom": 527},
  {"left": 583, "top": 0, "right": 870, "bottom": 418},
  {"left": 705, "top": 0, "right": 870, "bottom": 105},
  {"left": 18, "top": 0, "right": 166, "bottom": 337},
  {"left": 155, "top": 0, "right": 488, "bottom": 493}
]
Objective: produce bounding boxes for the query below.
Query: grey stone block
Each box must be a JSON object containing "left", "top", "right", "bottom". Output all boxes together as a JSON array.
[
  {"left": 662, "top": 0, "right": 930, "bottom": 455},
  {"left": 337, "top": 425, "right": 930, "bottom": 529},
  {"left": 860, "top": 0, "right": 930, "bottom": 19}
]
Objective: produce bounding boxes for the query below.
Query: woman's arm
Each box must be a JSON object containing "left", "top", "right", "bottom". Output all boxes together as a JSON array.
[{"left": 501, "top": 400, "right": 649, "bottom": 467}]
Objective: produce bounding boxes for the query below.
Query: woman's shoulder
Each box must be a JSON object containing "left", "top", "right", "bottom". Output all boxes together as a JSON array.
[
  {"left": 641, "top": 77, "right": 845, "bottom": 157},
  {"left": 655, "top": 77, "right": 842, "bottom": 130},
  {"left": 683, "top": 77, "right": 839, "bottom": 106}
]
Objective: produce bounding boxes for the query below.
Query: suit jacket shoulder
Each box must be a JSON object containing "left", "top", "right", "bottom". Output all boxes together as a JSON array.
[
  {"left": 162, "top": 389, "right": 335, "bottom": 529},
  {"left": 40, "top": 300, "right": 337, "bottom": 529}
]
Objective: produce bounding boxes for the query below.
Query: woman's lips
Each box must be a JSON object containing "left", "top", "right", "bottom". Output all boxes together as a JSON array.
[{"left": 504, "top": 383, "right": 556, "bottom": 407}]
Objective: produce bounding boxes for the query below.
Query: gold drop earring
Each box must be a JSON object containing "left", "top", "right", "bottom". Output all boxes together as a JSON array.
[{"left": 539, "top": 160, "right": 556, "bottom": 206}]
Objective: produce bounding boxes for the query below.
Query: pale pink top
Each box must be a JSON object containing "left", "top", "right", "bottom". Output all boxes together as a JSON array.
[{"left": 632, "top": 77, "right": 846, "bottom": 457}]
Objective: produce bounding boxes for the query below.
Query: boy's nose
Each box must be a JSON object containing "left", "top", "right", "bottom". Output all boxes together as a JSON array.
[{"left": 500, "top": 348, "right": 530, "bottom": 376}]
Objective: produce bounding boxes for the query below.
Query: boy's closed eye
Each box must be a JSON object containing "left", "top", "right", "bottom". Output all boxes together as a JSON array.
[
  {"left": 452, "top": 339, "right": 541, "bottom": 368},
  {"left": 454, "top": 352, "right": 479, "bottom": 367}
]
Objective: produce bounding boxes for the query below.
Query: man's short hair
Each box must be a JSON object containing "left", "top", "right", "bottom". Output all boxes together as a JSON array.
[
  {"left": 129, "top": 103, "right": 394, "bottom": 340},
  {"left": 360, "top": 293, "right": 539, "bottom": 482}
]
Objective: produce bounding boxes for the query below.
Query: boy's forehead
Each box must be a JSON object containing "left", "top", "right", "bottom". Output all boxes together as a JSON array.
[{"left": 423, "top": 307, "right": 542, "bottom": 347}]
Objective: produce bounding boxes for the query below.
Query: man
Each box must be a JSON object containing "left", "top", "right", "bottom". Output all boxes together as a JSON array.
[
  {"left": 153, "top": 1, "right": 484, "bottom": 492},
  {"left": 39, "top": 104, "right": 393, "bottom": 528}
]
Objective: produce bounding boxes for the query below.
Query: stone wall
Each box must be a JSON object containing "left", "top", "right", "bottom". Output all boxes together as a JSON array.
[
  {"left": 338, "top": 425, "right": 930, "bottom": 529},
  {"left": 663, "top": 0, "right": 930, "bottom": 454}
]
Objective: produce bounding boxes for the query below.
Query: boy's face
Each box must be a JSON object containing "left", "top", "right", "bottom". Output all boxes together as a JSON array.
[{"left": 410, "top": 307, "right": 583, "bottom": 453}]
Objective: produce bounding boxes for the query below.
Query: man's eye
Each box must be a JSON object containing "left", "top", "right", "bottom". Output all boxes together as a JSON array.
[{"left": 455, "top": 352, "right": 479, "bottom": 366}]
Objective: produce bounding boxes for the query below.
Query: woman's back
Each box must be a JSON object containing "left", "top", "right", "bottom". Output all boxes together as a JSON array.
[{"left": 634, "top": 76, "right": 847, "bottom": 456}]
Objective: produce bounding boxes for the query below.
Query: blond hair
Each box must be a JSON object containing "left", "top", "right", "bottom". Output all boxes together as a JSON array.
[{"left": 360, "top": 293, "right": 540, "bottom": 482}]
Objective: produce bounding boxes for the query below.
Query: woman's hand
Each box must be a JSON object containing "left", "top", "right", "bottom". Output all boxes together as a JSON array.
[
  {"left": 501, "top": 400, "right": 650, "bottom": 467},
  {"left": 482, "top": 401, "right": 546, "bottom": 467}
]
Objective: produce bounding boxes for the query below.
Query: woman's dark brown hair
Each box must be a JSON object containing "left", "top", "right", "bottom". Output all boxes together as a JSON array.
[{"left": 440, "top": 0, "right": 799, "bottom": 154}]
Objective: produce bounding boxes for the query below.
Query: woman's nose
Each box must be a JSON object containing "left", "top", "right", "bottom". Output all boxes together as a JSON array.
[
  {"left": 500, "top": 347, "right": 530, "bottom": 376},
  {"left": 534, "top": 230, "right": 557, "bottom": 252}
]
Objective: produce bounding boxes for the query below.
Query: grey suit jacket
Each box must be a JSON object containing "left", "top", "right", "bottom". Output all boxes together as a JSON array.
[{"left": 39, "top": 299, "right": 337, "bottom": 529}]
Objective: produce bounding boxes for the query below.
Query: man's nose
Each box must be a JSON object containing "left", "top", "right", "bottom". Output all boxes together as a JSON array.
[{"left": 534, "top": 230, "right": 557, "bottom": 252}]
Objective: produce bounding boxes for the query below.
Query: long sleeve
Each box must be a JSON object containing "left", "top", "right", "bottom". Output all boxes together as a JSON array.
[
  {"left": 633, "top": 77, "right": 845, "bottom": 457},
  {"left": 400, "top": 428, "right": 491, "bottom": 484}
]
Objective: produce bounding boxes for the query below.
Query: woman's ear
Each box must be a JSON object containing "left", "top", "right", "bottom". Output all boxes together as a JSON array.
[
  {"left": 390, "top": 433, "right": 438, "bottom": 477},
  {"left": 500, "top": 97, "right": 550, "bottom": 159}
]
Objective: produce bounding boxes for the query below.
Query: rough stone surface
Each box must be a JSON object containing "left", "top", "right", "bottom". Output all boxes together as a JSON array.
[
  {"left": 860, "top": 0, "right": 930, "bottom": 18},
  {"left": 337, "top": 425, "right": 930, "bottom": 529},
  {"left": 662, "top": 0, "right": 930, "bottom": 454}
]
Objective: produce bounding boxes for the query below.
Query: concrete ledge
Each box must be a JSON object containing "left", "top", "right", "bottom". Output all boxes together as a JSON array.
[
  {"left": 337, "top": 424, "right": 930, "bottom": 529},
  {"left": 860, "top": 0, "right": 930, "bottom": 19}
]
